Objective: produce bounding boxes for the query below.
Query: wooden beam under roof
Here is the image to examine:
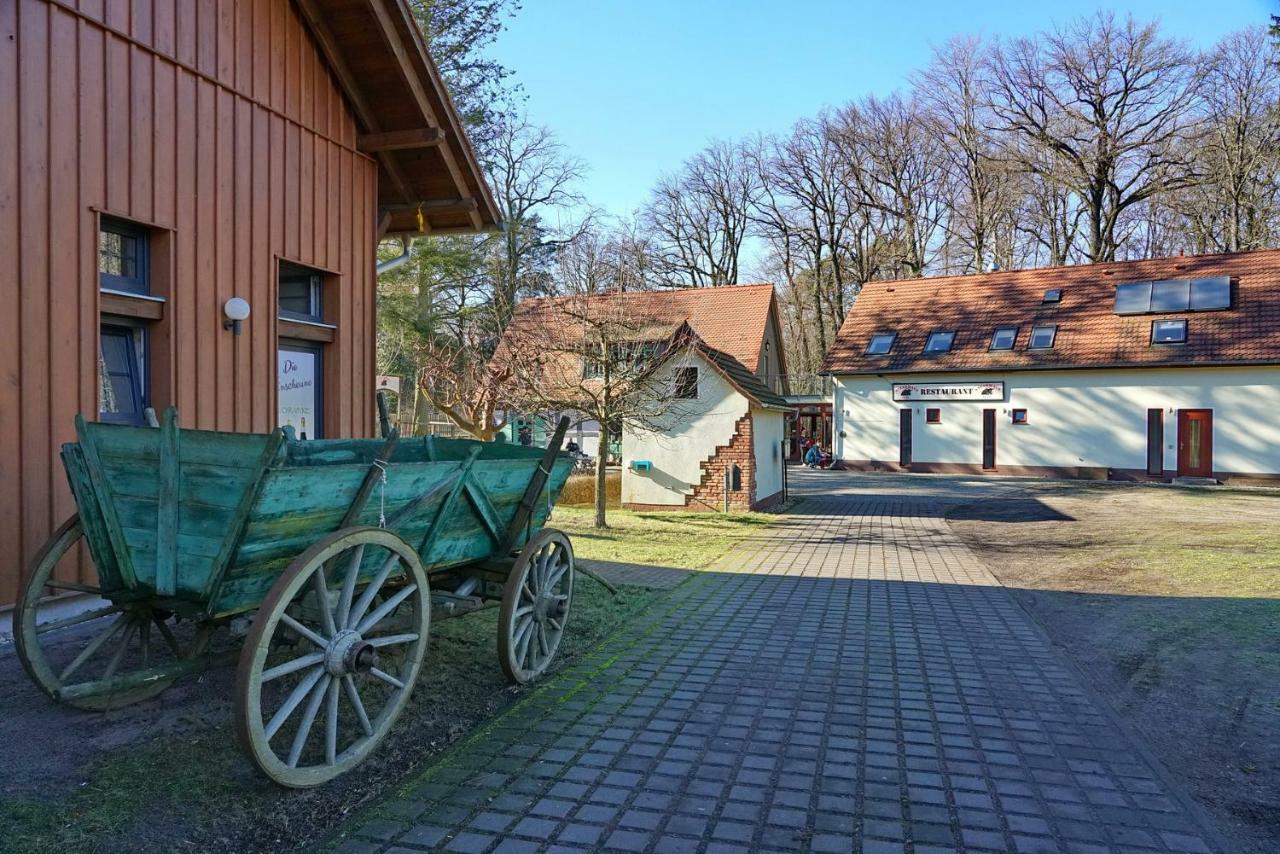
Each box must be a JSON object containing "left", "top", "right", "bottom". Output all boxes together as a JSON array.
[
  {"left": 294, "top": 0, "right": 418, "bottom": 207},
  {"left": 366, "top": 0, "right": 486, "bottom": 230},
  {"left": 359, "top": 128, "right": 445, "bottom": 152},
  {"left": 382, "top": 198, "right": 479, "bottom": 214}
]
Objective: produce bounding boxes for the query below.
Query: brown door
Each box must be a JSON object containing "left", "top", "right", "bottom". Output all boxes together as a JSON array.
[
  {"left": 1177, "top": 410, "right": 1213, "bottom": 477},
  {"left": 899, "top": 409, "right": 912, "bottom": 467},
  {"left": 982, "top": 409, "right": 996, "bottom": 470}
]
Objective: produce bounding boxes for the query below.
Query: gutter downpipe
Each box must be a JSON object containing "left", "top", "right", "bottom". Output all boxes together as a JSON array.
[{"left": 376, "top": 235, "right": 414, "bottom": 275}]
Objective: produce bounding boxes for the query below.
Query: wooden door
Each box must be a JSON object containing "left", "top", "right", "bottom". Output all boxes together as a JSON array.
[
  {"left": 1177, "top": 410, "right": 1213, "bottom": 477},
  {"left": 982, "top": 409, "right": 997, "bottom": 470},
  {"left": 899, "top": 409, "right": 912, "bottom": 467}
]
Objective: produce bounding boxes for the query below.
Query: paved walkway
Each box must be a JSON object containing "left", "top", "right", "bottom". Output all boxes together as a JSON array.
[{"left": 335, "top": 472, "right": 1226, "bottom": 854}]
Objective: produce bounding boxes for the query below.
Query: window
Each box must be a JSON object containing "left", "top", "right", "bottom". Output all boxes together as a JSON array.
[
  {"left": 1028, "top": 324, "right": 1057, "bottom": 349},
  {"left": 865, "top": 331, "right": 897, "bottom": 355},
  {"left": 99, "top": 218, "right": 149, "bottom": 295},
  {"left": 279, "top": 262, "right": 324, "bottom": 322},
  {"left": 1152, "top": 319, "right": 1188, "bottom": 344},
  {"left": 923, "top": 330, "right": 955, "bottom": 354},
  {"left": 674, "top": 366, "right": 698, "bottom": 399},
  {"left": 583, "top": 341, "right": 659, "bottom": 379},
  {"left": 1190, "top": 276, "right": 1231, "bottom": 311},
  {"left": 925, "top": 408, "right": 941, "bottom": 424},
  {"left": 1042, "top": 288, "right": 1062, "bottom": 303},
  {"left": 1115, "top": 277, "right": 1232, "bottom": 315},
  {"left": 1146, "top": 409, "right": 1164, "bottom": 476},
  {"left": 1011, "top": 408, "right": 1028, "bottom": 425},
  {"left": 99, "top": 322, "right": 148, "bottom": 425},
  {"left": 989, "top": 327, "right": 1018, "bottom": 351}
]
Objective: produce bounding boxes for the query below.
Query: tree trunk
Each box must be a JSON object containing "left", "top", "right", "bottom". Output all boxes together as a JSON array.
[{"left": 594, "top": 429, "right": 609, "bottom": 529}]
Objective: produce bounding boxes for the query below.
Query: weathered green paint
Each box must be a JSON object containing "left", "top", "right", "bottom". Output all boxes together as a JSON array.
[
  {"left": 53, "top": 415, "right": 572, "bottom": 623},
  {"left": 74, "top": 416, "right": 138, "bottom": 589},
  {"left": 155, "top": 408, "right": 180, "bottom": 596}
]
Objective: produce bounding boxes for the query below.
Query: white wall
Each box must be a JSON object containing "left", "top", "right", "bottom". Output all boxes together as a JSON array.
[
  {"left": 833, "top": 366, "right": 1280, "bottom": 475},
  {"left": 622, "top": 352, "right": 750, "bottom": 505},
  {"left": 752, "top": 409, "right": 786, "bottom": 499}
]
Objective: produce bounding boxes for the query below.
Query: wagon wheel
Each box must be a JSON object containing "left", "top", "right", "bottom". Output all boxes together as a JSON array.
[
  {"left": 235, "top": 527, "right": 430, "bottom": 788},
  {"left": 13, "top": 514, "right": 212, "bottom": 711},
  {"left": 498, "top": 529, "right": 574, "bottom": 685}
]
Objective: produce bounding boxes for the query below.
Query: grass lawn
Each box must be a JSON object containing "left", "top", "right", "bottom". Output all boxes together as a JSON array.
[
  {"left": 947, "top": 484, "right": 1280, "bottom": 854},
  {"left": 550, "top": 505, "right": 782, "bottom": 569}
]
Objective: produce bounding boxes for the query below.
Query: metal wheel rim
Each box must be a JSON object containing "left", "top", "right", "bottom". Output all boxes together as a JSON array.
[
  {"left": 14, "top": 514, "right": 210, "bottom": 711},
  {"left": 234, "top": 526, "right": 430, "bottom": 788},
  {"left": 499, "top": 529, "right": 574, "bottom": 685}
]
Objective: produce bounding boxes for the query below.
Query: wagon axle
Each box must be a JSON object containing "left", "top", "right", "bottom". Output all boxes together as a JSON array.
[{"left": 324, "top": 630, "right": 381, "bottom": 677}]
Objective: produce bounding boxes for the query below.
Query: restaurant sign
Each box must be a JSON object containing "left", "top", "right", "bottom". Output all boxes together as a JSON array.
[{"left": 892, "top": 382, "right": 1004, "bottom": 402}]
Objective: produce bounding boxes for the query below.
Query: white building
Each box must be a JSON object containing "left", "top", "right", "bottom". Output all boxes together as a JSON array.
[
  {"left": 503, "top": 284, "right": 794, "bottom": 510},
  {"left": 822, "top": 250, "right": 1280, "bottom": 485}
]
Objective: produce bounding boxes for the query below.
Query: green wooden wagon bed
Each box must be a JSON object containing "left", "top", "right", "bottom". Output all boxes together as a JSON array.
[{"left": 14, "top": 408, "right": 575, "bottom": 787}]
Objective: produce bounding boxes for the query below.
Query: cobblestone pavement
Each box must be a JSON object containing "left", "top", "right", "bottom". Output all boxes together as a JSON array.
[{"left": 335, "top": 471, "right": 1227, "bottom": 854}]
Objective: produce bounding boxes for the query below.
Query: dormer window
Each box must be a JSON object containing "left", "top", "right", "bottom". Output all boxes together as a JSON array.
[
  {"left": 1042, "top": 288, "right": 1062, "bottom": 303},
  {"left": 989, "top": 327, "right": 1018, "bottom": 351},
  {"left": 1028, "top": 324, "right": 1057, "bottom": 350},
  {"left": 923, "top": 330, "right": 955, "bottom": 354},
  {"left": 865, "top": 332, "right": 897, "bottom": 355}
]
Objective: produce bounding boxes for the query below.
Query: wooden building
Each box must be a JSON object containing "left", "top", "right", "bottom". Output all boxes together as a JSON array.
[{"left": 0, "top": 0, "right": 500, "bottom": 607}]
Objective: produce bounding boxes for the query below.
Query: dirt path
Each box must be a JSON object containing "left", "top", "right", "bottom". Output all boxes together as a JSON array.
[{"left": 947, "top": 483, "right": 1280, "bottom": 854}]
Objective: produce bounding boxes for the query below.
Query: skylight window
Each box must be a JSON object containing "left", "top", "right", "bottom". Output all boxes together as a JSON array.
[
  {"left": 865, "top": 332, "right": 897, "bottom": 355},
  {"left": 1028, "top": 324, "right": 1057, "bottom": 350},
  {"left": 923, "top": 330, "right": 956, "bottom": 354},
  {"left": 989, "top": 327, "right": 1018, "bottom": 351},
  {"left": 1152, "top": 319, "right": 1188, "bottom": 345},
  {"left": 1042, "top": 288, "right": 1062, "bottom": 303}
]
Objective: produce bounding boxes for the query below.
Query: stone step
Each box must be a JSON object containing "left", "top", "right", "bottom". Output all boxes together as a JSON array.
[{"left": 1172, "top": 476, "right": 1219, "bottom": 487}]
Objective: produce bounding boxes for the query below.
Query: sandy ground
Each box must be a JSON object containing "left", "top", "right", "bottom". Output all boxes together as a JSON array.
[{"left": 947, "top": 484, "right": 1280, "bottom": 854}]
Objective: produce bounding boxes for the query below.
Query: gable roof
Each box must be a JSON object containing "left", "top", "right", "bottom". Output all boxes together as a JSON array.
[
  {"left": 513, "top": 284, "right": 780, "bottom": 372},
  {"left": 695, "top": 343, "right": 792, "bottom": 411},
  {"left": 822, "top": 249, "right": 1280, "bottom": 376},
  {"left": 297, "top": 0, "right": 501, "bottom": 235}
]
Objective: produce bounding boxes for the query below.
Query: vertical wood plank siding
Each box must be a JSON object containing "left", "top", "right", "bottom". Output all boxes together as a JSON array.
[{"left": 0, "top": 0, "right": 381, "bottom": 604}]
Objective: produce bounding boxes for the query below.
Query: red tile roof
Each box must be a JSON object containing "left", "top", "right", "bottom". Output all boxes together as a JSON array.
[
  {"left": 822, "top": 249, "right": 1280, "bottom": 375},
  {"left": 515, "top": 284, "right": 779, "bottom": 372}
]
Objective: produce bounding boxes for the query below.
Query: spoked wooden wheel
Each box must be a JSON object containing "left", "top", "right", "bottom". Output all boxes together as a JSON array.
[
  {"left": 14, "top": 514, "right": 211, "bottom": 711},
  {"left": 499, "top": 529, "right": 574, "bottom": 685},
  {"left": 235, "top": 527, "right": 430, "bottom": 788}
]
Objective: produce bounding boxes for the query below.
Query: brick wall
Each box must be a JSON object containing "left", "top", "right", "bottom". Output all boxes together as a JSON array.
[{"left": 688, "top": 413, "right": 757, "bottom": 512}]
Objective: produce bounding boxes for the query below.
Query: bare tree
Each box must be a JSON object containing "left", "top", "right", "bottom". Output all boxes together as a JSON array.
[
  {"left": 834, "top": 94, "right": 951, "bottom": 277},
  {"left": 915, "top": 36, "right": 1019, "bottom": 273},
  {"left": 988, "top": 12, "right": 1204, "bottom": 263},
  {"left": 499, "top": 297, "right": 697, "bottom": 528},
  {"left": 642, "top": 140, "right": 759, "bottom": 286},
  {"left": 1179, "top": 26, "right": 1280, "bottom": 253},
  {"left": 487, "top": 115, "right": 589, "bottom": 322}
]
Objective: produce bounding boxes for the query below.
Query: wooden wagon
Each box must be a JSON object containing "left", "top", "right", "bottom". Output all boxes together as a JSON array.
[{"left": 14, "top": 408, "right": 576, "bottom": 787}]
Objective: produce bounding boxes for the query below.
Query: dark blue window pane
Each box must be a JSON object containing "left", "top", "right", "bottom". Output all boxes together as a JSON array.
[
  {"left": 1189, "top": 277, "right": 1231, "bottom": 310},
  {"left": 99, "top": 219, "right": 149, "bottom": 295},
  {"left": 1150, "top": 279, "right": 1190, "bottom": 312},
  {"left": 924, "top": 331, "right": 955, "bottom": 353},
  {"left": 99, "top": 325, "right": 146, "bottom": 425},
  {"left": 990, "top": 327, "right": 1017, "bottom": 350},
  {"left": 1029, "top": 325, "right": 1056, "bottom": 349},
  {"left": 1114, "top": 282, "right": 1151, "bottom": 314},
  {"left": 865, "top": 332, "right": 896, "bottom": 355}
]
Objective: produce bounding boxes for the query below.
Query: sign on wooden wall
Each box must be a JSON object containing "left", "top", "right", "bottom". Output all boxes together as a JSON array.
[{"left": 892, "top": 382, "right": 1005, "bottom": 402}]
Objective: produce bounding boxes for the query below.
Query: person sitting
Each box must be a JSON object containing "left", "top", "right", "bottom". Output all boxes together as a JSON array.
[
  {"left": 804, "top": 444, "right": 822, "bottom": 467},
  {"left": 817, "top": 446, "right": 834, "bottom": 469}
]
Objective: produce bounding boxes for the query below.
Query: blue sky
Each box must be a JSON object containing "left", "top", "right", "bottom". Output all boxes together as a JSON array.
[{"left": 492, "top": 0, "right": 1271, "bottom": 225}]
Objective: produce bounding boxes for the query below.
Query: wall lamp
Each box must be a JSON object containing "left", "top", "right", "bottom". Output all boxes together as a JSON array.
[{"left": 223, "top": 297, "right": 251, "bottom": 335}]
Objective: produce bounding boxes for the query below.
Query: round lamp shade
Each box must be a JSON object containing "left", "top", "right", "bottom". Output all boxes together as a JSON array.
[{"left": 223, "top": 297, "right": 251, "bottom": 322}]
